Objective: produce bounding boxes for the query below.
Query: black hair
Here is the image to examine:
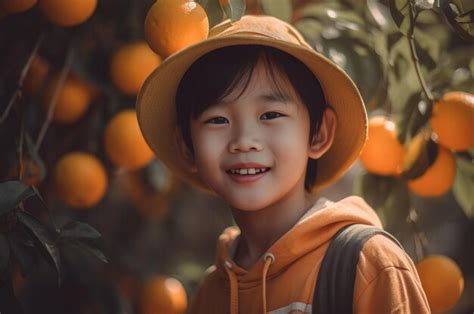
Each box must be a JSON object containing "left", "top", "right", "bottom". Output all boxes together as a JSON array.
[{"left": 175, "top": 45, "right": 328, "bottom": 191}]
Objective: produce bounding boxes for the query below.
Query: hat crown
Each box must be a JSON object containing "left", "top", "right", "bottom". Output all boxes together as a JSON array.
[{"left": 209, "top": 15, "right": 311, "bottom": 49}]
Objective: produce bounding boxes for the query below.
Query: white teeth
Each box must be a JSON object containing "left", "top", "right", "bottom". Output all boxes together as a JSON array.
[{"left": 229, "top": 168, "right": 268, "bottom": 175}]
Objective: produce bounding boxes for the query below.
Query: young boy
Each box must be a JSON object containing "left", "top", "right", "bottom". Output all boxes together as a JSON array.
[{"left": 136, "top": 15, "right": 430, "bottom": 314}]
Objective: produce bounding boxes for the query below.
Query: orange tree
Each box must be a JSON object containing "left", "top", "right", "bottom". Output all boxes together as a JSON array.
[{"left": 0, "top": 0, "right": 472, "bottom": 313}]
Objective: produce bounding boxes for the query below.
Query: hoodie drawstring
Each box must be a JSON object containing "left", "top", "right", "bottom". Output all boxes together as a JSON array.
[
  {"left": 224, "top": 253, "right": 275, "bottom": 314},
  {"left": 262, "top": 253, "right": 275, "bottom": 314},
  {"left": 225, "top": 260, "right": 239, "bottom": 314}
]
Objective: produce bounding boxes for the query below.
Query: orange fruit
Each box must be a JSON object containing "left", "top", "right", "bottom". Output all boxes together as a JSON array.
[
  {"left": 430, "top": 91, "right": 474, "bottom": 151},
  {"left": 109, "top": 42, "right": 161, "bottom": 96},
  {"left": 408, "top": 145, "right": 455, "bottom": 197},
  {"left": 416, "top": 255, "right": 464, "bottom": 313},
  {"left": 42, "top": 74, "right": 93, "bottom": 124},
  {"left": 23, "top": 55, "right": 50, "bottom": 94},
  {"left": 8, "top": 158, "right": 43, "bottom": 186},
  {"left": 140, "top": 276, "right": 187, "bottom": 314},
  {"left": 39, "top": 0, "right": 97, "bottom": 27},
  {"left": 1, "top": 0, "right": 37, "bottom": 14},
  {"left": 359, "top": 116, "right": 406, "bottom": 176},
  {"left": 104, "top": 110, "right": 154, "bottom": 170},
  {"left": 53, "top": 152, "right": 108, "bottom": 208},
  {"left": 144, "top": 0, "right": 209, "bottom": 58}
]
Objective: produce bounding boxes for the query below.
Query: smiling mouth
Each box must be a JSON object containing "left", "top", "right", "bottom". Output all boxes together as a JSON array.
[{"left": 226, "top": 167, "right": 271, "bottom": 175}]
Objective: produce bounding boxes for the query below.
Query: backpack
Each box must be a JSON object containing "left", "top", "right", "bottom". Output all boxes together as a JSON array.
[{"left": 312, "top": 223, "right": 403, "bottom": 314}]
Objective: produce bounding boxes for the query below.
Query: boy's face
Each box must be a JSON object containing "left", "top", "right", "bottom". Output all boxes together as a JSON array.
[{"left": 187, "top": 59, "right": 315, "bottom": 211}]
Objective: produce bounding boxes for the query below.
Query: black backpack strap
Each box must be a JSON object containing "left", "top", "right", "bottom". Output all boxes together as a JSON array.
[{"left": 312, "top": 223, "right": 403, "bottom": 314}]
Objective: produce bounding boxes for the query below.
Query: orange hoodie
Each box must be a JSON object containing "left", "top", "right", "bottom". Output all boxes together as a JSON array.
[{"left": 189, "top": 196, "right": 430, "bottom": 314}]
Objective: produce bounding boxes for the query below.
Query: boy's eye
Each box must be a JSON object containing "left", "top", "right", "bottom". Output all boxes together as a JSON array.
[
  {"left": 260, "top": 112, "right": 285, "bottom": 120},
  {"left": 205, "top": 116, "right": 229, "bottom": 124}
]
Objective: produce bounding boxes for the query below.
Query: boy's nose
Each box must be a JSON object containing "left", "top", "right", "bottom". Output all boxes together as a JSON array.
[{"left": 228, "top": 129, "right": 263, "bottom": 153}]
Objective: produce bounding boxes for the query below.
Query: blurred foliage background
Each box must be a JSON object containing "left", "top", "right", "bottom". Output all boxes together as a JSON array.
[{"left": 0, "top": 0, "right": 473, "bottom": 313}]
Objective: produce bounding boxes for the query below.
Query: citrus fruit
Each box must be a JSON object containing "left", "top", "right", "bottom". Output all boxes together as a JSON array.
[
  {"left": 23, "top": 55, "right": 50, "bottom": 94},
  {"left": 416, "top": 255, "right": 464, "bottom": 313},
  {"left": 144, "top": 0, "right": 209, "bottom": 58},
  {"left": 1, "top": 0, "right": 37, "bottom": 14},
  {"left": 53, "top": 152, "right": 108, "bottom": 208},
  {"left": 430, "top": 91, "right": 474, "bottom": 151},
  {"left": 42, "top": 74, "right": 93, "bottom": 124},
  {"left": 104, "top": 110, "right": 154, "bottom": 170},
  {"left": 109, "top": 42, "right": 161, "bottom": 96},
  {"left": 408, "top": 145, "right": 456, "bottom": 197},
  {"left": 359, "top": 116, "right": 405, "bottom": 176},
  {"left": 39, "top": 0, "right": 97, "bottom": 27},
  {"left": 140, "top": 276, "right": 187, "bottom": 314}
]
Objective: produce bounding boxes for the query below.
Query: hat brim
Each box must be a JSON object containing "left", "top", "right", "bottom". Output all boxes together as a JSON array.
[{"left": 136, "top": 34, "right": 367, "bottom": 193}]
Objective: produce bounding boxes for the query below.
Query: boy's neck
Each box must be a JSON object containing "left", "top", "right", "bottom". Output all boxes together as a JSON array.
[{"left": 230, "top": 187, "right": 316, "bottom": 270}]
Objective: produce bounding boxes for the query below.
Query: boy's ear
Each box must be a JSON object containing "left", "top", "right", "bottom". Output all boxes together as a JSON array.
[
  {"left": 175, "top": 127, "right": 198, "bottom": 173},
  {"left": 308, "top": 107, "right": 337, "bottom": 159}
]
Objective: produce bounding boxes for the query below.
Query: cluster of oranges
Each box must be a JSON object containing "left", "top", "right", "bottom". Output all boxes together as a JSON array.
[
  {"left": 1, "top": 0, "right": 97, "bottom": 26},
  {"left": 359, "top": 91, "right": 474, "bottom": 198}
]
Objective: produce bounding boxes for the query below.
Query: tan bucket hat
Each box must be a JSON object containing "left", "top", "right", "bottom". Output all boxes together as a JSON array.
[{"left": 136, "top": 15, "right": 367, "bottom": 193}]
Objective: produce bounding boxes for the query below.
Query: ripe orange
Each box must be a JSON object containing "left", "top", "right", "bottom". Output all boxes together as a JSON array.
[
  {"left": 39, "top": 0, "right": 97, "bottom": 27},
  {"left": 144, "top": 0, "right": 209, "bottom": 58},
  {"left": 8, "top": 158, "right": 43, "bottom": 186},
  {"left": 53, "top": 152, "right": 108, "bottom": 208},
  {"left": 42, "top": 74, "right": 93, "bottom": 124},
  {"left": 109, "top": 42, "right": 161, "bottom": 96},
  {"left": 430, "top": 91, "right": 474, "bottom": 151},
  {"left": 416, "top": 255, "right": 464, "bottom": 313},
  {"left": 359, "top": 116, "right": 405, "bottom": 176},
  {"left": 1, "top": 0, "right": 37, "bottom": 14},
  {"left": 23, "top": 55, "right": 50, "bottom": 95},
  {"left": 408, "top": 145, "right": 455, "bottom": 197},
  {"left": 140, "top": 276, "right": 187, "bottom": 314},
  {"left": 104, "top": 110, "right": 154, "bottom": 170}
]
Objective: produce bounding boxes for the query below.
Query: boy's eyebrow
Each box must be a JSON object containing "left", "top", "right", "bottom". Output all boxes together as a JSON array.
[{"left": 258, "top": 92, "right": 291, "bottom": 104}]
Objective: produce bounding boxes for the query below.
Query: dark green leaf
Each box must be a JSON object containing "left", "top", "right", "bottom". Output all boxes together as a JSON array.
[
  {"left": 366, "top": 0, "right": 398, "bottom": 31},
  {"left": 60, "top": 221, "right": 101, "bottom": 240},
  {"left": 200, "top": 0, "right": 225, "bottom": 28},
  {"left": 16, "top": 211, "right": 61, "bottom": 279},
  {"left": 0, "top": 181, "right": 35, "bottom": 216},
  {"left": 389, "top": 0, "right": 414, "bottom": 35},
  {"left": 0, "top": 234, "right": 10, "bottom": 274},
  {"left": 7, "top": 228, "right": 38, "bottom": 278},
  {"left": 443, "top": 2, "right": 474, "bottom": 42},
  {"left": 261, "top": 0, "right": 292, "bottom": 22},
  {"left": 453, "top": 156, "right": 474, "bottom": 218},
  {"left": 70, "top": 240, "right": 108, "bottom": 264}
]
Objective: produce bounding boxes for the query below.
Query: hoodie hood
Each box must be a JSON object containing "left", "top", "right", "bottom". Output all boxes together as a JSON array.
[{"left": 215, "top": 196, "right": 382, "bottom": 285}]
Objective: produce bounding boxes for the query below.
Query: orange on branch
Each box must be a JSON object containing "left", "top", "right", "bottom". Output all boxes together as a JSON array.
[
  {"left": 1, "top": 0, "right": 37, "bottom": 14},
  {"left": 144, "top": 0, "right": 209, "bottom": 58},
  {"left": 110, "top": 42, "right": 161, "bottom": 96},
  {"left": 407, "top": 145, "right": 455, "bottom": 197},
  {"left": 359, "top": 116, "right": 405, "bottom": 176},
  {"left": 42, "top": 74, "right": 93, "bottom": 124},
  {"left": 23, "top": 55, "right": 50, "bottom": 94},
  {"left": 416, "top": 255, "right": 464, "bottom": 313},
  {"left": 53, "top": 152, "right": 108, "bottom": 209},
  {"left": 430, "top": 91, "right": 474, "bottom": 151},
  {"left": 39, "top": 0, "right": 97, "bottom": 27},
  {"left": 104, "top": 110, "right": 154, "bottom": 170},
  {"left": 140, "top": 276, "right": 187, "bottom": 314}
]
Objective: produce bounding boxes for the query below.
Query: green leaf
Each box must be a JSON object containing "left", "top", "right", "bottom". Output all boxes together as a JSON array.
[
  {"left": 443, "top": 1, "right": 474, "bottom": 42},
  {"left": 220, "top": 0, "right": 246, "bottom": 22},
  {"left": 200, "top": 0, "right": 225, "bottom": 28},
  {"left": 0, "top": 234, "right": 10, "bottom": 275},
  {"left": 366, "top": 0, "right": 398, "bottom": 31},
  {"left": 7, "top": 227, "right": 38, "bottom": 278},
  {"left": 452, "top": 155, "right": 474, "bottom": 218},
  {"left": 261, "top": 0, "right": 292, "bottom": 22},
  {"left": 60, "top": 221, "right": 101, "bottom": 240},
  {"left": 389, "top": 0, "right": 414, "bottom": 35},
  {"left": 70, "top": 240, "right": 108, "bottom": 264},
  {"left": 16, "top": 211, "right": 61, "bottom": 280},
  {"left": 0, "top": 181, "right": 35, "bottom": 216}
]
